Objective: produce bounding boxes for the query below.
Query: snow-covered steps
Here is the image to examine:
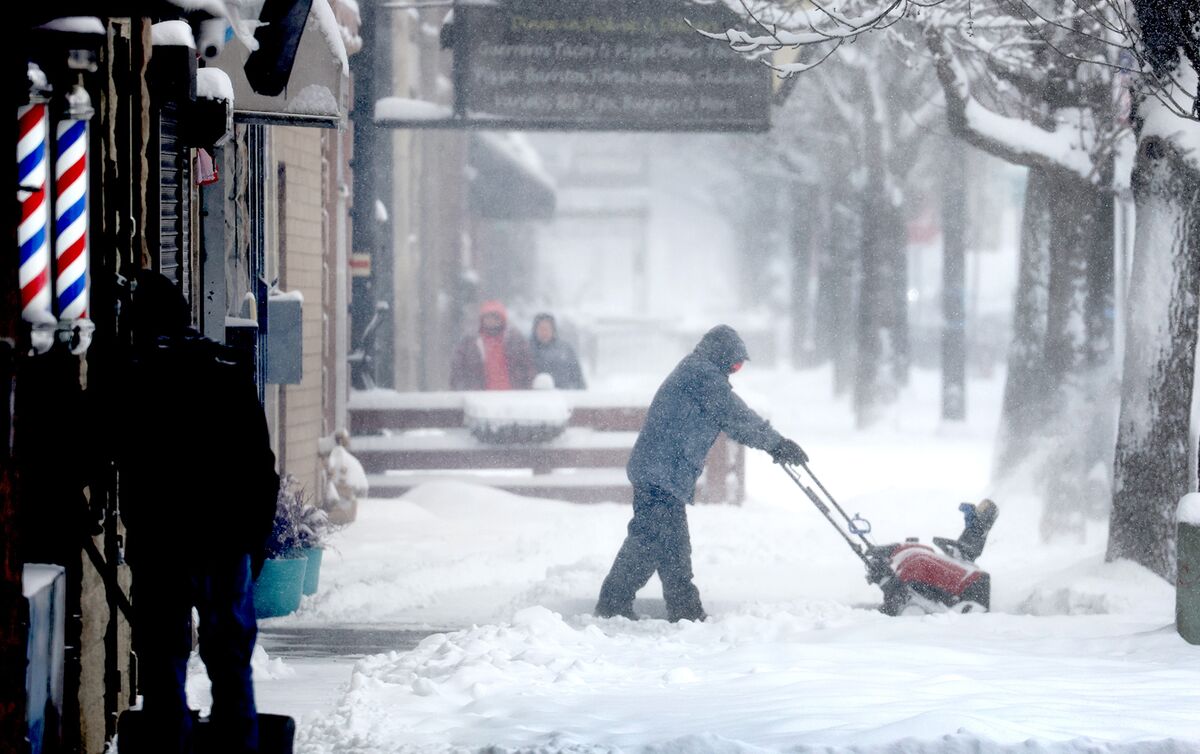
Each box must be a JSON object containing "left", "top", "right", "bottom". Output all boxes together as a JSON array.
[
  {"left": 349, "top": 388, "right": 650, "bottom": 434},
  {"left": 365, "top": 468, "right": 633, "bottom": 503},
  {"left": 353, "top": 428, "right": 638, "bottom": 473},
  {"left": 347, "top": 388, "right": 746, "bottom": 503}
]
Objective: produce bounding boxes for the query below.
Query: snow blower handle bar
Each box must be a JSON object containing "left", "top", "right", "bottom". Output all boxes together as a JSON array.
[{"left": 779, "top": 461, "right": 878, "bottom": 571}]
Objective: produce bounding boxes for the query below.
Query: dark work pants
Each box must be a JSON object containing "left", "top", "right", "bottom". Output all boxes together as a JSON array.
[
  {"left": 596, "top": 486, "right": 706, "bottom": 622},
  {"left": 132, "top": 553, "right": 259, "bottom": 754}
]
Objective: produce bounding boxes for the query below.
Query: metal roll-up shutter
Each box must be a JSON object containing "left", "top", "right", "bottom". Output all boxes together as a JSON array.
[
  {"left": 149, "top": 103, "right": 192, "bottom": 297},
  {"left": 154, "top": 103, "right": 191, "bottom": 291}
]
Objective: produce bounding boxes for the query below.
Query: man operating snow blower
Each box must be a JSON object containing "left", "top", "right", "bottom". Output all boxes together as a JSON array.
[{"left": 595, "top": 325, "right": 807, "bottom": 622}]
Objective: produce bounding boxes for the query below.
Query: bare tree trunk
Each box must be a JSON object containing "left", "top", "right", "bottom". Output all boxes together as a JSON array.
[
  {"left": 996, "top": 167, "right": 1053, "bottom": 472},
  {"left": 996, "top": 165, "right": 1115, "bottom": 478},
  {"left": 941, "top": 138, "right": 967, "bottom": 420},
  {"left": 1086, "top": 160, "right": 1117, "bottom": 368},
  {"left": 854, "top": 182, "right": 906, "bottom": 427},
  {"left": 888, "top": 200, "right": 911, "bottom": 387},
  {"left": 790, "top": 181, "right": 815, "bottom": 368},
  {"left": 853, "top": 91, "right": 909, "bottom": 428},
  {"left": 855, "top": 187, "right": 885, "bottom": 428},
  {"left": 1108, "top": 134, "right": 1200, "bottom": 578},
  {"left": 818, "top": 195, "right": 858, "bottom": 395},
  {"left": 1038, "top": 169, "right": 1111, "bottom": 539}
]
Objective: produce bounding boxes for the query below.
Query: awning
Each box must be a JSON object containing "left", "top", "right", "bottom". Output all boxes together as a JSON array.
[
  {"left": 209, "top": 0, "right": 350, "bottom": 128},
  {"left": 468, "top": 132, "right": 556, "bottom": 221}
]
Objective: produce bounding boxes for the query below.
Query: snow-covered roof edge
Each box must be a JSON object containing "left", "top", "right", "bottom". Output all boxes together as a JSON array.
[
  {"left": 311, "top": 0, "right": 350, "bottom": 76},
  {"left": 39, "top": 17, "right": 106, "bottom": 35}
]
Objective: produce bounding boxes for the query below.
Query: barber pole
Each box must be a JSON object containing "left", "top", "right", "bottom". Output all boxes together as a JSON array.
[
  {"left": 53, "top": 82, "right": 94, "bottom": 352},
  {"left": 17, "top": 99, "right": 55, "bottom": 337}
]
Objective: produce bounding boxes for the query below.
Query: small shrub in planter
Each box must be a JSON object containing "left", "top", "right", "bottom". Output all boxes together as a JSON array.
[
  {"left": 255, "top": 476, "right": 310, "bottom": 618},
  {"left": 294, "top": 488, "right": 333, "bottom": 596}
]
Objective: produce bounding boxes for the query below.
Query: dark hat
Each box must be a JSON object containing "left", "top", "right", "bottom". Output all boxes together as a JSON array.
[{"left": 129, "top": 270, "right": 189, "bottom": 340}]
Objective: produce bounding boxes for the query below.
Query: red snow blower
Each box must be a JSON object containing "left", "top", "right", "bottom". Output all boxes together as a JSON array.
[{"left": 780, "top": 461, "right": 998, "bottom": 616}]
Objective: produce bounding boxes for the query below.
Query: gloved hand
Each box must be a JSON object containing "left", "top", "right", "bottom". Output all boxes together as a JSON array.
[
  {"left": 959, "top": 502, "right": 978, "bottom": 529},
  {"left": 770, "top": 438, "right": 808, "bottom": 466}
]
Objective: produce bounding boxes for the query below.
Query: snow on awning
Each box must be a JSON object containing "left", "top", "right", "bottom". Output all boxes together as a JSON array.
[
  {"left": 208, "top": 0, "right": 348, "bottom": 128},
  {"left": 330, "top": 0, "right": 362, "bottom": 56},
  {"left": 468, "top": 132, "right": 556, "bottom": 221},
  {"left": 196, "top": 68, "right": 233, "bottom": 104},
  {"left": 151, "top": 20, "right": 195, "bottom": 48},
  {"left": 38, "top": 16, "right": 105, "bottom": 35}
]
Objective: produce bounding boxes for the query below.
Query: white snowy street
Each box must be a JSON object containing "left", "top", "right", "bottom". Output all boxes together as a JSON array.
[{"left": 236, "top": 368, "right": 1200, "bottom": 753}]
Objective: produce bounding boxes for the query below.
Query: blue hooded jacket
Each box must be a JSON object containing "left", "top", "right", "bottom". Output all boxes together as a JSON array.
[{"left": 626, "top": 325, "right": 783, "bottom": 502}]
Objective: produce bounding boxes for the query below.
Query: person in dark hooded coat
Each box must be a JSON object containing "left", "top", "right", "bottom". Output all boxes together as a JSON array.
[
  {"left": 595, "top": 325, "right": 807, "bottom": 622},
  {"left": 530, "top": 313, "right": 586, "bottom": 389},
  {"left": 118, "top": 270, "right": 279, "bottom": 754}
]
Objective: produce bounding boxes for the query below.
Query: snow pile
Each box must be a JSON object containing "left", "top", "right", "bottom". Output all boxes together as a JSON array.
[
  {"left": 184, "top": 645, "right": 293, "bottom": 716},
  {"left": 286, "top": 85, "right": 339, "bottom": 116},
  {"left": 269, "top": 288, "right": 305, "bottom": 304},
  {"left": 298, "top": 604, "right": 1200, "bottom": 752},
  {"left": 196, "top": 68, "right": 233, "bottom": 104},
  {"left": 251, "top": 644, "right": 296, "bottom": 681},
  {"left": 463, "top": 391, "right": 572, "bottom": 443},
  {"left": 279, "top": 483, "right": 613, "bottom": 625},
  {"left": 1016, "top": 556, "right": 1172, "bottom": 616},
  {"left": 326, "top": 443, "right": 368, "bottom": 499},
  {"left": 151, "top": 20, "right": 195, "bottom": 48},
  {"left": 1178, "top": 493, "right": 1200, "bottom": 526}
]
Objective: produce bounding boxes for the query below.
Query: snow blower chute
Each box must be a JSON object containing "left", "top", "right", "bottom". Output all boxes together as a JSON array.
[{"left": 779, "top": 461, "right": 998, "bottom": 616}]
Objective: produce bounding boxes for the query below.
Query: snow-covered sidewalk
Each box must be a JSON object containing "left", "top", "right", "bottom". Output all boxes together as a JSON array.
[
  {"left": 297, "top": 604, "right": 1196, "bottom": 752},
  {"left": 255, "top": 368, "right": 1199, "bottom": 752}
]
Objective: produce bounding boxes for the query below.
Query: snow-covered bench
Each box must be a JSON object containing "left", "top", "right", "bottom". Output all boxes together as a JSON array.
[{"left": 348, "top": 390, "right": 745, "bottom": 504}]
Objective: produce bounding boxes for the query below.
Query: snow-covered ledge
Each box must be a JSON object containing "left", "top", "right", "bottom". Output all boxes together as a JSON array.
[
  {"left": 151, "top": 19, "right": 195, "bottom": 48},
  {"left": 375, "top": 97, "right": 454, "bottom": 124},
  {"left": 196, "top": 68, "right": 233, "bottom": 104}
]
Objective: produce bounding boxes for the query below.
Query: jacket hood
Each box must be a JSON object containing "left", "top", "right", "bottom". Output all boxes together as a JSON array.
[
  {"left": 479, "top": 300, "right": 508, "bottom": 331},
  {"left": 531, "top": 313, "right": 557, "bottom": 343},
  {"left": 694, "top": 325, "right": 749, "bottom": 371},
  {"left": 130, "top": 270, "right": 190, "bottom": 342}
]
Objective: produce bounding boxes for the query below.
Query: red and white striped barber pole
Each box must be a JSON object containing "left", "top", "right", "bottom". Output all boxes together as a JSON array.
[
  {"left": 17, "top": 68, "right": 56, "bottom": 353},
  {"left": 53, "top": 82, "right": 94, "bottom": 354}
]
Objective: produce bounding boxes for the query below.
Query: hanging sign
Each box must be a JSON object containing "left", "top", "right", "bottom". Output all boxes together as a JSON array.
[{"left": 453, "top": 0, "right": 770, "bottom": 132}]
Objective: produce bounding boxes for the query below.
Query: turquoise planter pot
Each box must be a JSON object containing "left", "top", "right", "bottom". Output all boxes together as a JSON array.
[
  {"left": 254, "top": 556, "right": 307, "bottom": 619},
  {"left": 302, "top": 547, "right": 323, "bottom": 596}
]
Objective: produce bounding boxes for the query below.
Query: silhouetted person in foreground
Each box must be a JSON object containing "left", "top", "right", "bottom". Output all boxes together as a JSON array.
[
  {"left": 595, "top": 325, "right": 807, "bottom": 622},
  {"left": 530, "top": 313, "right": 586, "bottom": 389},
  {"left": 119, "top": 271, "right": 279, "bottom": 753}
]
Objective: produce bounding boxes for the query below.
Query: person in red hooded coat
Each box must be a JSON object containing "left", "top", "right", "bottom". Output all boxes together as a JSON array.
[{"left": 450, "top": 300, "right": 536, "bottom": 390}]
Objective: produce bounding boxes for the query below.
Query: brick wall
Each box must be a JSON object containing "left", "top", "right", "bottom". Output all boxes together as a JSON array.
[{"left": 273, "top": 127, "right": 327, "bottom": 497}]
